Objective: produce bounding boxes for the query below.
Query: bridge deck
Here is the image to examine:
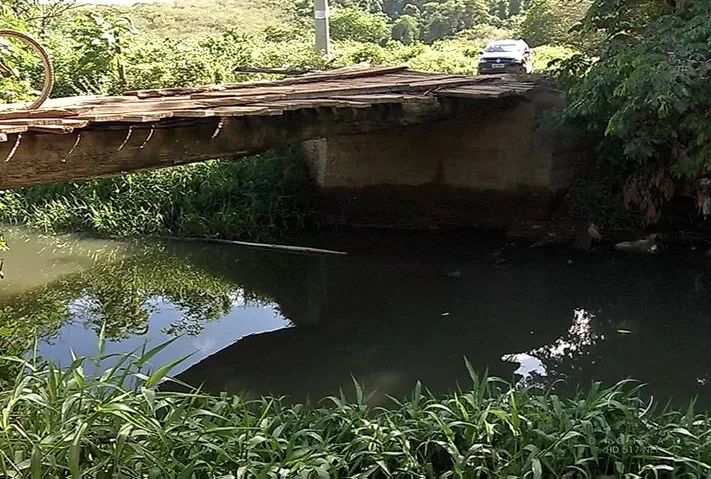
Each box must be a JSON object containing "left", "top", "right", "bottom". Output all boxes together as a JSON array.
[{"left": 0, "top": 66, "right": 538, "bottom": 189}]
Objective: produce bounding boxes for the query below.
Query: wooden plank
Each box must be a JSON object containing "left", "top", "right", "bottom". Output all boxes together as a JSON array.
[
  {"left": 222, "top": 66, "right": 410, "bottom": 90},
  {"left": 253, "top": 100, "right": 372, "bottom": 110},
  {"left": 408, "top": 77, "right": 497, "bottom": 89},
  {"left": 331, "top": 94, "right": 435, "bottom": 104},
  {"left": 135, "top": 106, "right": 284, "bottom": 118},
  {"left": 71, "top": 96, "right": 141, "bottom": 105},
  {"left": 0, "top": 118, "right": 66, "bottom": 125},
  {"left": 169, "top": 109, "right": 217, "bottom": 118},
  {"left": 0, "top": 108, "right": 86, "bottom": 120},
  {"left": 28, "top": 124, "right": 77, "bottom": 134},
  {"left": 0, "top": 125, "right": 29, "bottom": 134},
  {"left": 0, "top": 118, "right": 90, "bottom": 127},
  {"left": 80, "top": 111, "right": 174, "bottom": 122},
  {"left": 208, "top": 106, "right": 279, "bottom": 116},
  {"left": 435, "top": 89, "right": 510, "bottom": 99}
]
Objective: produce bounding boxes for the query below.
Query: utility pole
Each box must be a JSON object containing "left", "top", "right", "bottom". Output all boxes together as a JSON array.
[{"left": 314, "top": 0, "right": 331, "bottom": 60}]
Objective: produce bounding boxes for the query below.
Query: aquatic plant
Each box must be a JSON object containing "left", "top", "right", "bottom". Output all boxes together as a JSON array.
[
  {"left": 0, "top": 148, "right": 316, "bottom": 242},
  {"left": 1, "top": 348, "right": 710, "bottom": 478}
]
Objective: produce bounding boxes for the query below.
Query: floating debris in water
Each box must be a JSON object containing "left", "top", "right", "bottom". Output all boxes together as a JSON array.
[
  {"left": 614, "top": 234, "right": 659, "bottom": 254},
  {"left": 617, "top": 329, "right": 632, "bottom": 335}
]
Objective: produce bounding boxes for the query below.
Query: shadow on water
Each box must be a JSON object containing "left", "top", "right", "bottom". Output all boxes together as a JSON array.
[{"left": 3, "top": 227, "right": 711, "bottom": 406}]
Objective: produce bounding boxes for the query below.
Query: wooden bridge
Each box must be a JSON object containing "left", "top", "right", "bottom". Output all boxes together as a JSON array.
[{"left": 0, "top": 66, "right": 539, "bottom": 190}]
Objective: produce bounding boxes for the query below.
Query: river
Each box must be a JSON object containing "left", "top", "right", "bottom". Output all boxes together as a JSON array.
[{"left": 1, "top": 226, "right": 710, "bottom": 406}]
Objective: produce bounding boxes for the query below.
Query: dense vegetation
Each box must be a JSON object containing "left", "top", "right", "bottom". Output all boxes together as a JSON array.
[
  {"left": 0, "top": 149, "right": 314, "bottom": 240},
  {"left": 2, "top": 350, "right": 710, "bottom": 478}
]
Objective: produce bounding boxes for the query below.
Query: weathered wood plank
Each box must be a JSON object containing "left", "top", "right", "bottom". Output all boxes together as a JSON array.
[
  {"left": 0, "top": 125, "right": 29, "bottom": 134},
  {"left": 0, "top": 118, "right": 90, "bottom": 127},
  {"left": 0, "top": 108, "right": 88, "bottom": 120},
  {"left": 80, "top": 111, "right": 175, "bottom": 122},
  {"left": 332, "top": 94, "right": 436, "bottom": 104},
  {"left": 208, "top": 106, "right": 280, "bottom": 116},
  {"left": 28, "top": 124, "right": 77, "bottom": 134}
]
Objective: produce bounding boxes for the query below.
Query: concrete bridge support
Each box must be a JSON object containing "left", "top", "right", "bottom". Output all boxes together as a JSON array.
[{"left": 303, "top": 88, "right": 590, "bottom": 230}]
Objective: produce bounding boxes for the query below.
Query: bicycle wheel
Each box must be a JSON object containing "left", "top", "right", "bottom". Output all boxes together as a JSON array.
[{"left": 0, "top": 30, "right": 54, "bottom": 109}]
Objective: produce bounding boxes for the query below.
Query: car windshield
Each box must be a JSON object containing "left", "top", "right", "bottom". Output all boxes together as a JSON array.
[{"left": 485, "top": 43, "right": 520, "bottom": 53}]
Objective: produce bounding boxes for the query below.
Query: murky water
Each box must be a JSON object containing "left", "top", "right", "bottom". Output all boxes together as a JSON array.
[{"left": 2, "top": 226, "right": 711, "bottom": 406}]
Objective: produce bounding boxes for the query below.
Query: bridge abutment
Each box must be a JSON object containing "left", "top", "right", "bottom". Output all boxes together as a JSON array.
[{"left": 303, "top": 88, "right": 591, "bottom": 230}]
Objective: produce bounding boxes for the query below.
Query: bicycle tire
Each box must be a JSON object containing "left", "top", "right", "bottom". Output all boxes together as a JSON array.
[{"left": 0, "top": 30, "right": 54, "bottom": 109}]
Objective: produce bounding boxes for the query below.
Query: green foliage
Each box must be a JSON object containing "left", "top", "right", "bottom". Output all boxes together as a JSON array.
[
  {"left": 51, "top": 11, "right": 137, "bottom": 95},
  {"left": 562, "top": 176, "right": 644, "bottom": 230},
  {"left": 391, "top": 13, "right": 419, "bottom": 44},
  {"left": 560, "top": 0, "right": 711, "bottom": 220},
  {"left": 89, "top": 0, "right": 291, "bottom": 40},
  {"left": 519, "top": 0, "right": 590, "bottom": 47},
  {"left": 2, "top": 352, "right": 711, "bottom": 477},
  {"left": 0, "top": 149, "right": 316, "bottom": 241},
  {"left": 531, "top": 44, "right": 579, "bottom": 72},
  {"left": 329, "top": 6, "right": 391, "bottom": 43},
  {"left": 419, "top": 0, "right": 492, "bottom": 42}
]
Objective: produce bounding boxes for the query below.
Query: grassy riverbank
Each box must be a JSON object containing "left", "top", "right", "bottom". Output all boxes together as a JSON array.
[
  {"left": 0, "top": 350, "right": 708, "bottom": 478},
  {"left": 0, "top": 148, "right": 316, "bottom": 241}
]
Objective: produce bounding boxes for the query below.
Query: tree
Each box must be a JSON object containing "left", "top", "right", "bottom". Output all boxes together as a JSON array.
[
  {"left": 333, "top": 0, "right": 385, "bottom": 12},
  {"left": 418, "top": 0, "right": 490, "bottom": 43},
  {"left": 3, "top": 0, "right": 79, "bottom": 32},
  {"left": 392, "top": 14, "right": 419, "bottom": 43},
  {"left": 519, "top": 0, "right": 590, "bottom": 47},
  {"left": 559, "top": 0, "right": 711, "bottom": 221},
  {"left": 329, "top": 7, "right": 391, "bottom": 43},
  {"left": 487, "top": 0, "right": 509, "bottom": 19}
]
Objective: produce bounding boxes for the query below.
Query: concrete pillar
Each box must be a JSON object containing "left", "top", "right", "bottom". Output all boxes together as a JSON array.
[
  {"left": 302, "top": 89, "right": 593, "bottom": 229},
  {"left": 314, "top": 0, "right": 331, "bottom": 60}
]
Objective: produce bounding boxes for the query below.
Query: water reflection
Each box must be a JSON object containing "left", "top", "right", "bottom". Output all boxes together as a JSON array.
[
  {"left": 2, "top": 227, "right": 711, "bottom": 407},
  {"left": 41, "top": 297, "right": 290, "bottom": 377},
  {"left": 503, "top": 308, "right": 598, "bottom": 386}
]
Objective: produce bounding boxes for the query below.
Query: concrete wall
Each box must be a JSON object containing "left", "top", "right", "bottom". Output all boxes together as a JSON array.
[{"left": 302, "top": 87, "right": 591, "bottom": 229}]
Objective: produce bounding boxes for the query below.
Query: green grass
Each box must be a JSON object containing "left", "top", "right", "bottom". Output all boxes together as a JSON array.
[
  {"left": 1, "top": 346, "right": 710, "bottom": 478},
  {"left": 84, "top": 0, "right": 293, "bottom": 40},
  {"left": 0, "top": 148, "right": 316, "bottom": 242}
]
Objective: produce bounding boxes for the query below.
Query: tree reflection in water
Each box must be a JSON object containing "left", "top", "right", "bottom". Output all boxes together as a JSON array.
[{"left": 0, "top": 243, "right": 277, "bottom": 365}]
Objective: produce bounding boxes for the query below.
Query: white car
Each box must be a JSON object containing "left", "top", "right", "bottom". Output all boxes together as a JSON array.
[{"left": 478, "top": 39, "right": 534, "bottom": 74}]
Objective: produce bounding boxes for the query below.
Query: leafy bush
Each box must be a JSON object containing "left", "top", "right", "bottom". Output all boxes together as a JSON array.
[
  {"left": 329, "top": 7, "right": 391, "bottom": 44},
  {"left": 2, "top": 350, "right": 711, "bottom": 477},
  {"left": 531, "top": 44, "right": 578, "bottom": 72}
]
